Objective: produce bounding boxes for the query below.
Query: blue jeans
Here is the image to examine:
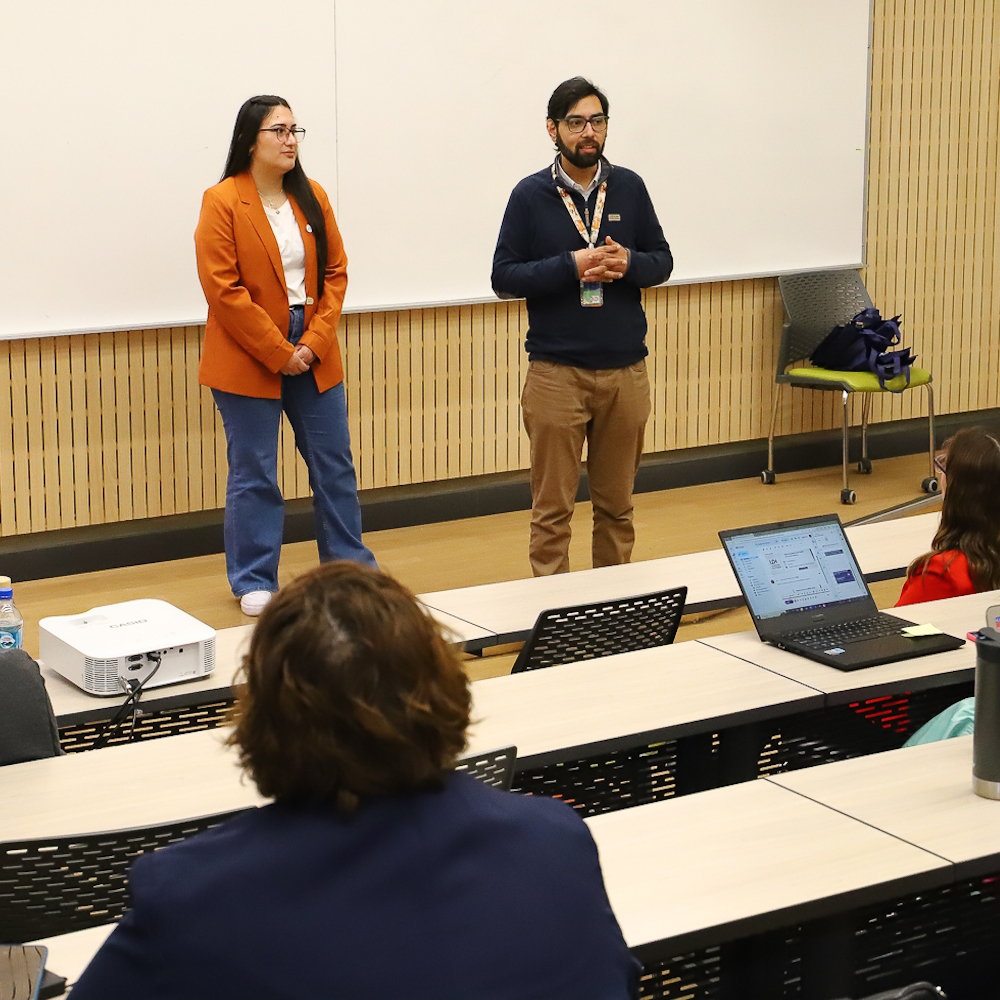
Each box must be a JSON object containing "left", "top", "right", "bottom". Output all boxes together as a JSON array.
[{"left": 212, "top": 307, "right": 376, "bottom": 597}]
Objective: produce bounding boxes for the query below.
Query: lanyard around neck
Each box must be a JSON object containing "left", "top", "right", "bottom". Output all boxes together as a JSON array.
[{"left": 551, "top": 162, "right": 607, "bottom": 249}]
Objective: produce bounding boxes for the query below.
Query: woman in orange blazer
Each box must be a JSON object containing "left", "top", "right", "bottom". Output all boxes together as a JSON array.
[{"left": 196, "top": 96, "right": 375, "bottom": 617}]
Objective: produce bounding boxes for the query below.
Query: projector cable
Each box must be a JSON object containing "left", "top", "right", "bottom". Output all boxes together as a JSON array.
[{"left": 94, "top": 651, "right": 163, "bottom": 749}]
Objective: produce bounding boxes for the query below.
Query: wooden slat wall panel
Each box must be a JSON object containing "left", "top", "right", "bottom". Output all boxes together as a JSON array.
[{"left": 2, "top": 0, "right": 999, "bottom": 537}]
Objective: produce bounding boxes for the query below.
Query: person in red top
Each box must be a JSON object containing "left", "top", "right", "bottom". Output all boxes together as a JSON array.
[{"left": 896, "top": 427, "right": 1000, "bottom": 606}]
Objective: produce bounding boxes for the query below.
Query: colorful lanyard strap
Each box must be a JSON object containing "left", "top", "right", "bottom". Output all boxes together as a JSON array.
[{"left": 551, "top": 162, "right": 607, "bottom": 249}]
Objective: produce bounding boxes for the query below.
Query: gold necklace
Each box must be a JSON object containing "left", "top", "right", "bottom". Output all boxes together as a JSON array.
[{"left": 257, "top": 188, "right": 285, "bottom": 211}]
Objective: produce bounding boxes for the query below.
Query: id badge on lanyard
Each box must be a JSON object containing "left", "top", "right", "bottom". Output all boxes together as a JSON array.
[{"left": 553, "top": 164, "right": 608, "bottom": 308}]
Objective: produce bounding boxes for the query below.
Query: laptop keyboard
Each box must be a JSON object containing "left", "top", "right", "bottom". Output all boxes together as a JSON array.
[{"left": 792, "top": 612, "right": 905, "bottom": 650}]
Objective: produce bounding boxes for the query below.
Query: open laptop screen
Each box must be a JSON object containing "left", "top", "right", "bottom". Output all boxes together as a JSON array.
[{"left": 722, "top": 519, "right": 869, "bottom": 620}]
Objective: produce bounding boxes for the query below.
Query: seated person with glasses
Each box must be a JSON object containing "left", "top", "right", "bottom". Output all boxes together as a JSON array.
[
  {"left": 897, "top": 428, "right": 1000, "bottom": 746},
  {"left": 71, "top": 563, "right": 639, "bottom": 1000},
  {"left": 896, "top": 427, "right": 1000, "bottom": 606}
]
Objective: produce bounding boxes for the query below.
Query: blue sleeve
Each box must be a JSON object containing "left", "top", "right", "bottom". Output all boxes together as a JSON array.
[
  {"left": 491, "top": 186, "right": 579, "bottom": 299},
  {"left": 70, "top": 859, "right": 165, "bottom": 999},
  {"left": 622, "top": 177, "right": 672, "bottom": 289},
  {"left": 511, "top": 797, "right": 640, "bottom": 999}
]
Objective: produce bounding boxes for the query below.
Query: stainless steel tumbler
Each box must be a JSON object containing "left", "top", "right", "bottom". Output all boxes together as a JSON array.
[{"left": 973, "top": 627, "right": 1000, "bottom": 799}]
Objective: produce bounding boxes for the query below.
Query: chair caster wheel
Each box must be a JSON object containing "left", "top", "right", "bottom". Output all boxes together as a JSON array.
[
  {"left": 857, "top": 458, "right": 872, "bottom": 474},
  {"left": 840, "top": 488, "right": 857, "bottom": 505},
  {"left": 922, "top": 476, "right": 940, "bottom": 494},
  {"left": 761, "top": 470, "right": 776, "bottom": 485}
]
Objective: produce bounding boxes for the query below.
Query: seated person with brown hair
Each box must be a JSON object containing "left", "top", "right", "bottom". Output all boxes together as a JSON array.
[
  {"left": 896, "top": 427, "right": 1000, "bottom": 606},
  {"left": 898, "top": 427, "right": 1000, "bottom": 747},
  {"left": 72, "top": 563, "right": 639, "bottom": 1000}
]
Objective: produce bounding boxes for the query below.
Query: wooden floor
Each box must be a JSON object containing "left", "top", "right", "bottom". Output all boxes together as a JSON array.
[{"left": 15, "top": 454, "right": 934, "bottom": 677}]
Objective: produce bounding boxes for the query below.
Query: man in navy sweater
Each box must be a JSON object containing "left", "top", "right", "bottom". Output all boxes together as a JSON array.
[{"left": 492, "top": 77, "right": 673, "bottom": 575}]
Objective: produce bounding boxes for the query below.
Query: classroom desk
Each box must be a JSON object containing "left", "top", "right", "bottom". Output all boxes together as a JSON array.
[
  {"left": 585, "top": 779, "right": 951, "bottom": 963},
  {"left": 587, "top": 753, "right": 999, "bottom": 996},
  {"left": 0, "top": 730, "right": 262, "bottom": 943},
  {"left": 419, "top": 512, "right": 941, "bottom": 649},
  {"left": 466, "top": 640, "right": 822, "bottom": 770},
  {"left": 44, "top": 603, "right": 495, "bottom": 730},
  {"left": 0, "top": 730, "right": 262, "bottom": 844},
  {"left": 698, "top": 589, "right": 999, "bottom": 705},
  {"left": 28, "top": 748, "right": 996, "bottom": 997},
  {"left": 773, "top": 735, "right": 1000, "bottom": 879}
]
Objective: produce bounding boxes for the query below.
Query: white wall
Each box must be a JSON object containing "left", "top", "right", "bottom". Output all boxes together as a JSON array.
[{"left": 0, "top": 0, "right": 870, "bottom": 338}]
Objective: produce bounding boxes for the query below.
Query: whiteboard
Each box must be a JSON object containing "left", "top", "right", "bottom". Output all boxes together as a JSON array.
[
  {"left": 0, "top": 0, "right": 870, "bottom": 339},
  {"left": 0, "top": 0, "right": 337, "bottom": 340}
]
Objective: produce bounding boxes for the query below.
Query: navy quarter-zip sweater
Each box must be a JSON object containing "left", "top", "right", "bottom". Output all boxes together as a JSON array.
[{"left": 491, "top": 158, "right": 672, "bottom": 369}]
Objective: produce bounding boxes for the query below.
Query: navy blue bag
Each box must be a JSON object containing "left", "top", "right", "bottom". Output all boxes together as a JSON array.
[{"left": 810, "top": 307, "right": 917, "bottom": 391}]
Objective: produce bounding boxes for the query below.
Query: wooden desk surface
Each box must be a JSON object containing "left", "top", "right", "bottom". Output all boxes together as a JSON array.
[
  {"left": 0, "top": 729, "right": 262, "bottom": 843},
  {"left": 585, "top": 778, "right": 950, "bottom": 960},
  {"left": 419, "top": 513, "right": 940, "bottom": 643},
  {"left": 421, "top": 604, "right": 498, "bottom": 648},
  {"left": 698, "top": 590, "right": 999, "bottom": 704},
  {"left": 423, "top": 549, "right": 739, "bottom": 643},
  {"left": 771, "top": 736, "right": 1000, "bottom": 878},
  {"left": 467, "top": 641, "right": 822, "bottom": 767}
]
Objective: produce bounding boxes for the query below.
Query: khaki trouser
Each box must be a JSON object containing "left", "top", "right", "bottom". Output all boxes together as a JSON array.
[{"left": 521, "top": 359, "right": 651, "bottom": 576}]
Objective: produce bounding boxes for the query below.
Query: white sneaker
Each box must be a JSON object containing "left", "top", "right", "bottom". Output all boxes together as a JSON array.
[{"left": 239, "top": 591, "right": 273, "bottom": 617}]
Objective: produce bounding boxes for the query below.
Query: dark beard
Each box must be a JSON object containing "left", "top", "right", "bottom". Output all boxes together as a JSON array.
[{"left": 556, "top": 133, "right": 603, "bottom": 169}]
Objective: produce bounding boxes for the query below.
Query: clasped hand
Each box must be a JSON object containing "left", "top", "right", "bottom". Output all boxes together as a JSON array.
[
  {"left": 280, "top": 343, "right": 315, "bottom": 376},
  {"left": 575, "top": 236, "right": 629, "bottom": 282}
]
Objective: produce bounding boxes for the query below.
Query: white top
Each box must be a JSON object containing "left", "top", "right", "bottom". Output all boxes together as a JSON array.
[{"left": 262, "top": 199, "right": 307, "bottom": 305}]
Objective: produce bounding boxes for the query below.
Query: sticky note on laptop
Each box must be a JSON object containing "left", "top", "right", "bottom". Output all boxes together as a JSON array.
[{"left": 901, "top": 623, "right": 944, "bottom": 637}]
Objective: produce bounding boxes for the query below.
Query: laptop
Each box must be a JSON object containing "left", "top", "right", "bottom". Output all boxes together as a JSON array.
[{"left": 719, "top": 514, "right": 964, "bottom": 671}]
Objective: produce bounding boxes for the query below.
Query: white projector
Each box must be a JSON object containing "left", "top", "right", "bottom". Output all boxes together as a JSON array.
[{"left": 39, "top": 599, "right": 216, "bottom": 696}]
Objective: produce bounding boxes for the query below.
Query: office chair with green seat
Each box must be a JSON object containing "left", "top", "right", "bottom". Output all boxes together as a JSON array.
[{"left": 765, "top": 269, "right": 940, "bottom": 505}]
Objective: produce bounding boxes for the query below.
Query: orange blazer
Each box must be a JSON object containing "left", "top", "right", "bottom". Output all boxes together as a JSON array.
[{"left": 195, "top": 171, "right": 347, "bottom": 398}]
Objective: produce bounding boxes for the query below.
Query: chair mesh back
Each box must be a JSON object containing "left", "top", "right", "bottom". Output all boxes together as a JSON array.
[
  {"left": 454, "top": 746, "right": 517, "bottom": 790},
  {"left": 778, "top": 269, "right": 873, "bottom": 365},
  {"left": 0, "top": 810, "right": 249, "bottom": 941},
  {"left": 511, "top": 586, "right": 687, "bottom": 673}
]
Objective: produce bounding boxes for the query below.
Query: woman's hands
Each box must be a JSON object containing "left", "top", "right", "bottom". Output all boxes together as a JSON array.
[{"left": 280, "top": 343, "right": 315, "bottom": 376}]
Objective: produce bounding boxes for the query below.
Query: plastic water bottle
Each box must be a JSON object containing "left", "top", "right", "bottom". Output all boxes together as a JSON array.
[{"left": 0, "top": 576, "right": 24, "bottom": 650}]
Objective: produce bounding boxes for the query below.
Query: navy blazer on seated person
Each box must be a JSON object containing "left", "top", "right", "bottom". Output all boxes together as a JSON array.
[{"left": 71, "top": 772, "right": 639, "bottom": 999}]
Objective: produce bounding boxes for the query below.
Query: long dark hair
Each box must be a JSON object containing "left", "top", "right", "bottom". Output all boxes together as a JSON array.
[
  {"left": 222, "top": 95, "right": 329, "bottom": 297},
  {"left": 908, "top": 427, "right": 1000, "bottom": 590}
]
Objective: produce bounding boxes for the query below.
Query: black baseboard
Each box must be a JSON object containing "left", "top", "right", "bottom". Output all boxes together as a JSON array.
[{"left": 3, "top": 407, "right": 997, "bottom": 582}]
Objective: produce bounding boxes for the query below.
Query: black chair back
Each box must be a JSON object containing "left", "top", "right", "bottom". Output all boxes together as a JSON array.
[
  {"left": 454, "top": 746, "right": 517, "bottom": 790},
  {"left": 0, "top": 650, "right": 63, "bottom": 767},
  {"left": 777, "top": 269, "right": 873, "bottom": 370},
  {"left": 511, "top": 586, "right": 687, "bottom": 673}
]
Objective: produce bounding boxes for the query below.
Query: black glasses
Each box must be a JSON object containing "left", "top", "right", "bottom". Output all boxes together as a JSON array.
[
  {"left": 933, "top": 453, "right": 947, "bottom": 476},
  {"left": 259, "top": 125, "right": 306, "bottom": 143},
  {"left": 559, "top": 114, "right": 609, "bottom": 134}
]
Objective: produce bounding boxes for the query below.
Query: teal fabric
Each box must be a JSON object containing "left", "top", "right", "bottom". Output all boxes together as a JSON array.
[{"left": 903, "top": 697, "right": 975, "bottom": 747}]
